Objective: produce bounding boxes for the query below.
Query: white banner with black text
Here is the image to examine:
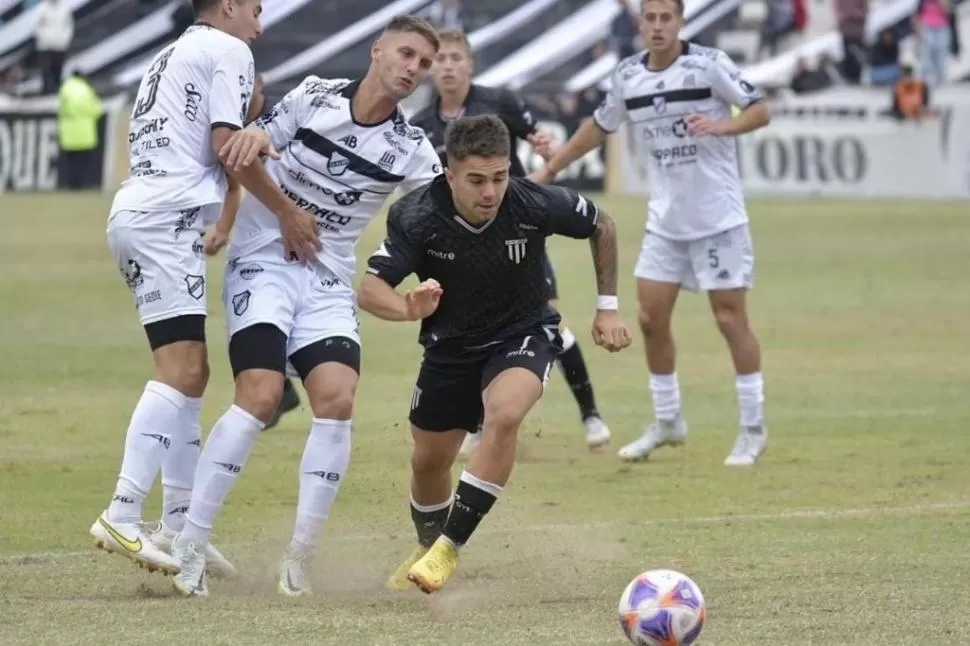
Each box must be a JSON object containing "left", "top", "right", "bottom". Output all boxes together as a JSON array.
[
  {"left": 615, "top": 88, "right": 970, "bottom": 201},
  {"left": 0, "top": 93, "right": 129, "bottom": 193}
]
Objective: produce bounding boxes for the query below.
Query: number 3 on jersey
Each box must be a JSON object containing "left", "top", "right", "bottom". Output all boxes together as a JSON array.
[{"left": 133, "top": 47, "right": 175, "bottom": 119}]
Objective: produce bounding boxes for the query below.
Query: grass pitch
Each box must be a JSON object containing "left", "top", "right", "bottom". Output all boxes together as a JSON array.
[{"left": 0, "top": 193, "right": 968, "bottom": 645}]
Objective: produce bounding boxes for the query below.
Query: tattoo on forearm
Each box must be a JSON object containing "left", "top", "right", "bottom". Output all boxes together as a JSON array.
[{"left": 590, "top": 211, "right": 618, "bottom": 296}]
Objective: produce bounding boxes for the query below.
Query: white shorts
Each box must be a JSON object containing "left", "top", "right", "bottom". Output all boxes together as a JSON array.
[
  {"left": 634, "top": 224, "right": 754, "bottom": 292},
  {"left": 223, "top": 257, "right": 361, "bottom": 358},
  {"left": 106, "top": 205, "right": 218, "bottom": 325}
]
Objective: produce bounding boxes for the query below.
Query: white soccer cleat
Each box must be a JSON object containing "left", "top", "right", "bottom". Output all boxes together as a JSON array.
[
  {"left": 171, "top": 540, "right": 209, "bottom": 597},
  {"left": 458, "top": 431, "right": 480, "bottom": 457},
  {"left": 89, "top": 511, "right": 180, "bottom": 575},
  {"left": 147, "top": 521, "right": 238, "bottom": 579},
  {"left": 617, "top": 417, "right": 688, "bottom": 461},
  {"left": 278, "top": 548, "right": 313, "bottom": 597},
  {"left": 584, "top": 416, "right": 611, "bottom": 449},
  {"left": 724, "top": 426, "right": 768, "bottom": 466}
]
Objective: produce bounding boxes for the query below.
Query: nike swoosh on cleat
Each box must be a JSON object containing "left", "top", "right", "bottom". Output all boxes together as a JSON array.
[{"left": 98, "top": 517, "right": 142, "bottom": 553}]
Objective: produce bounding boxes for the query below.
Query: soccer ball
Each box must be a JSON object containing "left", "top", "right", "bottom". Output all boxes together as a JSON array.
[{"left": 617, "top": 569, "right": 706, "bottom": 645}]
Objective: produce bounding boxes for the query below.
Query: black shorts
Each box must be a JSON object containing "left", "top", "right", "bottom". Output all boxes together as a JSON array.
[
  {"left": 542, "top": 251, "right": 558, "bottom": 301},
  {"left": 409, "top": 331, "right": 562, "bottom": 433}
]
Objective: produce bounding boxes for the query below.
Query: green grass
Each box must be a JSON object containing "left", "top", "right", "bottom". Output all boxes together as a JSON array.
[{"left": 1, "top": 193, "right": 968, "bottom": 645}]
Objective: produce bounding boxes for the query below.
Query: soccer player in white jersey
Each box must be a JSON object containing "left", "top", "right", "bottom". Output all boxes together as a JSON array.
[
  {"left": 532, "top": 0, "right": 771, "bottom": 466},
  {"left": 91, "top": 0, "right": 320, "bottom": 576},
  {"left": 169, "top": 15, "right": 443, "bottom": 598}
]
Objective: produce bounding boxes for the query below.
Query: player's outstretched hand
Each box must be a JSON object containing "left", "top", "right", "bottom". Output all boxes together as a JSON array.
[
  {"left": 204, "top": 225, "right": 230, "bottom": 256},
  {"left": 527, "top": 166, "right": 556, "bottom": 185},
  {"left": 527, "top": 132, "right": 558, "bottom": 161},
  {"left": 684, "top": 113, "right": 725, "bottom": 137},
  {"left": 404, "top": 279, "right": 442, "bottom": 321},
  {"left": 592, "top": 310, "right": 632, "bottom": 353},
  {"left": 219, "top": 128, "right": 281, "bottom": 172},
  {"left": 281, "top": 209, "right": 321, "bottom": 262}
]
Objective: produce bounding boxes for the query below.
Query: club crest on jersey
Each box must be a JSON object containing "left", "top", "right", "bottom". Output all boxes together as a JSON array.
[
  {"left": 505, "top": 238, "right": 527, "bottom": 264},
  {"left": 328, "top": 152, "right": 349, "bottom": 176},
  {"left": 653, "top": 96, "right": 667, "bottom": 114}
]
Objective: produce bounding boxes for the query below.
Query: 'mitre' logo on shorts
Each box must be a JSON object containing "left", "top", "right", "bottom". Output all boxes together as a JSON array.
[{"left": 505, "top": 238, "right": 527, "bottom": 264}]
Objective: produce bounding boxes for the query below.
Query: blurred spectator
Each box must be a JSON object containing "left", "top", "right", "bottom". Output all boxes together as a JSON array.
[
  {"left": 912, "top": 0, "right": 953, "bottom": 86},
  {"left": 757, "top": 0, "right": 805, "bottom": 60},
  {"left": 890, "top": 63, "right": 932, "bottom": 120},
  {"left": 172, "top": 0, "right": 195, "bottom": 35},
  {"left": 0, "top": 62, "right": 26, "bottom": 95},
  {"left": 57, "top": 70, "right": 103, "bottom": 190},
  {"left": 35, "top": 0, "right": 74, "bottom": 95},
  {"left": 835, "top": 0, "right": 868, "bottom": 84},
  {"left": 427, "top": 0, "right": 465, "bottom": 31},
  {"left": 790, "top": 57, "right": 834, "bottom": 93},
  {"left": 610, "top": 0, "right": 640, "bottom": 58},
  {"left": 869, "top": 28, "right": 900, "bottom": 86}
]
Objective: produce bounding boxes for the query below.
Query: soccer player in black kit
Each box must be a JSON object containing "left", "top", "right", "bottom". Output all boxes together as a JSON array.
[
  {"left": 358, "top": 115, "right": 632, "bottom": 594},
  {"left": 409, "top": 29, "right": 613, "bottom": 454}
]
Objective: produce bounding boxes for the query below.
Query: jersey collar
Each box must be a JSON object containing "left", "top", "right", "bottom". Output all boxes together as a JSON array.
[
  {"left": 434, "top": 83, "right": 475, "bottom": 122},
  {"left": 642, "top": 40, "right": 689, "bottom": 72}
]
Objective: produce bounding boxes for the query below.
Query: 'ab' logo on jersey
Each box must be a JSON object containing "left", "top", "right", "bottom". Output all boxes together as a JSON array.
[{"left": 505, "top": 238, "right": 527, "bottom": 264}]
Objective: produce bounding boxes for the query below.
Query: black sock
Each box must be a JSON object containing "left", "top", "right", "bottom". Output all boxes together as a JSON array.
[
  {"left": 442, "top": 475, "right": 500, "bottom": 547},
  {"left": 410, "top": 499, "right": 451, "bottom": 548},
  {"left": 557, "top": 342, "right": 599, "bottom": 420}
]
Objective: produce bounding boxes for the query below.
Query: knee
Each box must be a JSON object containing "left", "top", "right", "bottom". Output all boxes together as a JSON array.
[
  {"left": 308, "top": 380, "right": 356, "bottom": 420},
  {"left": 638, "top": 308, "right": 670, "bottom": 339},
  {"left": 234, "top": 372, "right": 284, "bottom": 424},
  {"left": 712, "top": 303, "right": 748, "bottom": 336},
  {"left": 156, "top": 349, "right": 209, "bottom": 396},
  {"left": 411, "top": 442, "right": 453, "bottom": 478},
  {"left": 481, "top": 403, "right": 525, "bottom": 438}
]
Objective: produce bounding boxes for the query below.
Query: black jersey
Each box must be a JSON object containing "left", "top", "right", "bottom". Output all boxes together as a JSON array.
[
  {"left": 366, "top": 176, "right": 600, "bottom": 349},
  {"left": 410, "top": 84, "right": 538, "bottom": 177}
]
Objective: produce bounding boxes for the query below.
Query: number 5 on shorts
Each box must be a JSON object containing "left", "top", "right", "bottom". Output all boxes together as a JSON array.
[{"left": 707, "top": 248, "right": 719, "bottom": 269}]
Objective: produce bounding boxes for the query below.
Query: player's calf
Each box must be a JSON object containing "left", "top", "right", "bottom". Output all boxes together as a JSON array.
[
  {"left": 279, "top": 339, "right": 360, "bottom": 596},
  {"left": 708, "top": 289, "right": 767, "bottom": 466}
]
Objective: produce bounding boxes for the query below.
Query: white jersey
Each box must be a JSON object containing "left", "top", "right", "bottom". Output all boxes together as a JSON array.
[
  {"left": 229, "top": 76, "right": 441, "bottom": 286},
  {"left": 594, "top": 43, "right": 763, "bottom": 241},
  {"left": 110, "top": 24, "right": 255, "bottom": 218}
]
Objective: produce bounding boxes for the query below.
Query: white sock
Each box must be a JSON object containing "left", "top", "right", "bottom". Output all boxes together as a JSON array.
[
  {"left": 106, "top": 381, "right": 186, "bottom": 524},
  {"left": 289, "top": 418, "right": 352, "bottom": 552},
  {"left": 178, "top": 405, "right": 264, "bottom": 546},
  {"left": 736, "top": 372, "right": 764, "bottom": 428},
  {"left": 649, "top": 372, "right": 681, "bottom": 422},
  {"left": 161, "top": 395, "right": 203, "bottom": 532}
]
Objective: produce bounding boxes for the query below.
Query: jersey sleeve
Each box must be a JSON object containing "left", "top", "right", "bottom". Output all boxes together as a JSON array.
[
  {"left": 365, "top": 205, "right": 423, "bottom": 287},
  {"left": 252, "top": 76, "right": 316, "bottom": 150},
  {"left": 397, "top": 137, "right": 442, "bottom": 196},
  {"left": 592, "top": 66, "right": 628, "bottom": 133},
  {"left": 500, "top": 90, "right": 538, "bottom": 139},
  {"left": 539, "top": 184, "right": 600, "bottom": 239},
  {"left": 708, "top": 50, "right": 763, "bottom": 109},
  {"left": 209, "top": 43, "right": 254, "bottom": 130}
]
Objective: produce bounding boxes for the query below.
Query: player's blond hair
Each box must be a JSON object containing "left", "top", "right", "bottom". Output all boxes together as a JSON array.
[{"left": 436, "top": 29, "right": 472, "bottom": 56}]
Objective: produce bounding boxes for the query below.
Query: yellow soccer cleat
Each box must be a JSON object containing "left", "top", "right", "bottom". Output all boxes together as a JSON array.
[
  {"left": 407, "top": 537, "right": 459, "bottom": 594},
  {"left": 386, "top": 545, "right": 428, "bottom": 591}
]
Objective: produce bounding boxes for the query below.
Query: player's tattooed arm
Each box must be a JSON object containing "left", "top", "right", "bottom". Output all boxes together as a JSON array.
[{"left": 589, "top": 211, "right": 619, "bottom": 296}]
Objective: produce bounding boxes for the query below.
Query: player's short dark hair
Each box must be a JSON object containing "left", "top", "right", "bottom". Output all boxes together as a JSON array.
[
  {"left": 384, "top": 14, "right": 440, "bottom": 52},
  {"left": 437, "top": 29, "right": 471, "bottom": 55},
  {"left": 642, "top": 0, "right": 685, "bottom": 14},
  {"left": 445, "top": 115, "right": 511, "bottom": 164},
  {"left": 192, "top": 0, "right": 219, "bottom": 17}
]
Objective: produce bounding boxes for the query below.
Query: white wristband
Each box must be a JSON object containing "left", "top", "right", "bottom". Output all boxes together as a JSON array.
[{"left": 597, "top": 295, "right": 618, "bottom": 310}]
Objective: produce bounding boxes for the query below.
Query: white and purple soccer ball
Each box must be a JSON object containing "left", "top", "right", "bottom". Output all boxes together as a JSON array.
[{"left": 617, "top": 569, "right": 706, "bottom": 646}]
